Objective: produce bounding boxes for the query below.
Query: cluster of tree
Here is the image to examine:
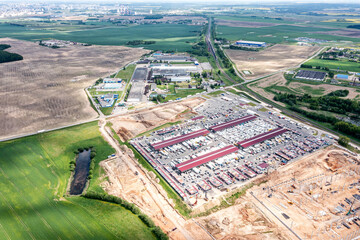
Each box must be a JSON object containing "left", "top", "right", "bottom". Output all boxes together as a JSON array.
[
  {"left": 144, "top": 15, "right": 163, "bottom": 19},
  {"left": 83, "top": 191, "right": 168, "bottom": 239},
  {"left": 327, "top": 89, "right": 349, "bottom": 97},
  {"left": 300, "top": 64, "right": 330, "bottom": 71},
  {"left": 347, "top": 25, "right": 360, "bottom": 30},
  {"left": 188, "top": 40, "right": 209, "bottom": 57},
  {"left": 229, "top": 45, "right": 260, "bottom": 51},
  {"left": 274, "top": 92, "right": 360, "bottom": 116},
  {"left": 94, "top": 78, "right": 103, "bottom": 85},
  {"left": 0, "top": 44, "right": 23, "bottom": 64},
  {"left": 126, "top": 40, "right": 156, "bottom": 45},
  {"left": 124, "top": 84, "right": 132, "bottom": 102},
  {"left": 338, "top": 135, "right": 350, "bottom": 147},
  {"left": 284, "top": 104, "right": 360, "bottom": 140}
]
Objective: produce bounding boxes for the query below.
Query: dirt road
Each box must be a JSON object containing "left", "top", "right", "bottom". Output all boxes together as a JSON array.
[{"left": 98, "top": 119, "right": 212, "bottom": 240}]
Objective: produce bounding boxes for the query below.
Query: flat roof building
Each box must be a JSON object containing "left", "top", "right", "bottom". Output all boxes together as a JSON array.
[
  {"left": 295, "top": 70, "right": 326, "bottom": 81},
  {"left": 235, "top": 40, "right": 266, "bottom": 48}
]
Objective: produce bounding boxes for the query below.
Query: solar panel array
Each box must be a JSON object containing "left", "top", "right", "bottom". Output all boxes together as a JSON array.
[{"left": 295, "top": 70, "right": 326, "bottom": 81}]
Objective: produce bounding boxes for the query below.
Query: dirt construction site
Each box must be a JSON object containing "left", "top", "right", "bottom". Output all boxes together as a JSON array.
[
  {"left": 0, "top": 38, "right": 148, "bottom": 140},
  {"left": 250, "top": 145, "right": 360, "bottom": 240},
  {"left": 225, "top": 44, "right": 321, "bottom": 79}
]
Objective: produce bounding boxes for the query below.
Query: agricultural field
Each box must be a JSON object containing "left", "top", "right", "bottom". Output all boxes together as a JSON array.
[
  {"left": 0, "top": 38, "right": 147, "bottom": 140},
  {"left": 225, "top": 44, "right": 321, "bottom": 79},
  {"left": 305, "top": 58, "right": 360, "bottom": 72},
  {"left": 0, "top": 122, "right": 155, "bottom": 240},
  {"left": 0, "top": 22, "right": 202, "bottom": 51}
]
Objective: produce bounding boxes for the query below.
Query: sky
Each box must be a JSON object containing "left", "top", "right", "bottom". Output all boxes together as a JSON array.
[{"left": 2, "top": 0, "right": 360, "bottom": 3}]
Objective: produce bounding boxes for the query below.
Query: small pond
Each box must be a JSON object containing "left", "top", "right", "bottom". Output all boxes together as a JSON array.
[{"left": 70, "top": 149, "right": 91, "bottom": 195}]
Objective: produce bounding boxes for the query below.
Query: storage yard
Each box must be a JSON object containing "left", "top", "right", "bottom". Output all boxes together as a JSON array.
[
  {"left": 250, "top": 146, "right": 360, "bottom": 240},
  {"left": 131, "top": 92, "right": 332, "bottom": 204}
]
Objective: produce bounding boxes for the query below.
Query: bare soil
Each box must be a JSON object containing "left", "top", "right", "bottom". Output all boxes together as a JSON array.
[
  {"left": 315, "top": 29, "right": 360, "bottom": 38},
  {"left": 226, "top": 44, "right": 321, "bottom": 79},
  {"left": 250, "top": 146, "right": 360, "bottom": 240},
  {"left": 0, "top": 38, "right": 148, "bottom": 139},
  {"left": 109, "top": 98, "right": 205, "bottom": 142}
]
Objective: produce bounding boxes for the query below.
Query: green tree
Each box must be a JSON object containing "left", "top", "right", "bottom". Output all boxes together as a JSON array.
[{"left": 338, "top": 135, "right": 350, "bottom": 147}]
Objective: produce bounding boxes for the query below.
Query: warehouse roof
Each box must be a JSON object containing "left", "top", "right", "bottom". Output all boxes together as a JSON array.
[
  {"left": 237, "top": 127, "right": 288, "bottom": 148},
  {"left": 151, "top": 129, "right": 210, "bottom": 150},
  {"left": 209, "top": 115, "right": 257, "bottom": 132},
  {"left": 176, "top": 145, "right": 238, "bottom": 172}
]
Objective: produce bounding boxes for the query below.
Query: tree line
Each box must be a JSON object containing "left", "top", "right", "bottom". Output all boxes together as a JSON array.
[
  {"left": 273, "top": 92, "right": 360, "bottom": 139},
  {"left": 0, "top": 44, "right": 23, "bottom": 63},
  {"left": 83, "top": 191, "right": 168, "bottom": 240}
]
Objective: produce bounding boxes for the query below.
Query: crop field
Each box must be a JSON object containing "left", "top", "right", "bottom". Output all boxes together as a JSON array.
[
  {"left": 0, "top": 23, "right": 202, "bottom": 51},
  {"left": 226, "top": 44, "right": 321, "bottom": 79},
  {"left": 0, "top": 38, "right": 148, "bottom": 140},
  {"left": 216, "top": 24, "right": 360, "bottom": 44},
  {"left": 305, "top": 58, "right": 360, "bottom": 72},
  {"left": 0, "top": 122, "right": 155, "bottom": 240}
]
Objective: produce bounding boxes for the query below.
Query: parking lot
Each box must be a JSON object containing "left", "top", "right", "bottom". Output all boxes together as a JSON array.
[{"left": 131, "top": 92, "right": 332, "bottom": 203}]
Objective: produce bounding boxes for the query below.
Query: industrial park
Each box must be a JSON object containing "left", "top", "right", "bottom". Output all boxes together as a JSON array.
[{"left": 1, "top": 1, "right": 360, "bottom": 240}]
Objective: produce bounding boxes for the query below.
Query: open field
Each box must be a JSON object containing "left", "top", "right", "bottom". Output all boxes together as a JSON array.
[
  {"left": 248, "top": 73, "right": 360, "bottom": 102},
  {"left": 0, "top": 23, "right": 202, "bottom": 51},
  {"left": 226, "top": 44, "right": 321, "bottom": 79},
  {"left": 306, "top": 58, "right": 360, "bottom": 72},
  {"left": 216, "top": 24, "right": 360, "bottom": 44},
  {"left": 250, "top": 146, "right": 360, "bottom": 240},
  {"left": 109, "top": 97, "right": 204, "bottom": 141},
  {"left": 215, "top": 18, "right": 280, "bottom": 28},
  {"left": 0, "top": 122, "right": 156, "bottom": 240},
  {"left": 0, "top": 38, "right": 147, "bottom": 140}
]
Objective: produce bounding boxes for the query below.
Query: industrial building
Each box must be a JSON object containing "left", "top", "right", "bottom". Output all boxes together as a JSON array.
[
  {"left": 209, "top": 115, "right": 257, "bottom": 132},
  {"left": 151, "top": 129, "right": 210, "bottom": 150},
  {"left": 335, "top": 74, "right": 349, "bottom": 80},
  {"left": 152, "top": 53, "right": 193, "bottom": 62},
  {"left": 235, "top": 40, "right": 266, "bottom": 48},
  {"left": 97, "top": 94, "right": 118, "bottom": 108},
  {"left": 295, "top": 70, "right": 326, "bottom": 81},
  {"left": 237, "top": 127, "right": 288, "bottom": 148},
  {"left": 176, "top": 145, "right": 238, "bottom": 172}
]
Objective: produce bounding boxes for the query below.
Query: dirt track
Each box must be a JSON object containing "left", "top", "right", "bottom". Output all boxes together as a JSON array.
[
  {"left": 226, "top": 44, "right": 320, "bottom": 79},
  {"left": 0, "top": 38, "right": 148, "bottom": 139}
]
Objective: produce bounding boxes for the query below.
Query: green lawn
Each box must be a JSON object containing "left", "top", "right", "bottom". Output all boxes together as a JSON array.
[
  {"left": 0, "top": 22, "right": 201, "bottom": 51},
  {"left": 163, "top": 88, "right": 205, "bottom": 102},
  {"left": 115, "top": 64, "right": 136, "bottom": 81},
  {"left": 0, "top": 122, "right": 155, "bottom": 240},
  {"left": 207, "top": 90, "right": 225, "bottom": 97},
  {"left": 305, "top": 58, "right": 360, "bottom": 72}
]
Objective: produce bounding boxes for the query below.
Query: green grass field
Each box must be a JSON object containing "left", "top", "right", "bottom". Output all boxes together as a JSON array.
[
  {"left": 115, "top": 64, "right": 136, "bottom": 81},
  {"left": 305, "top": 58, "right": 360, "bottom": 72},
  {"left": 216, "top": 25, "right": 360, "bottom": 44},
  {"left": 0, "top": 23, "right": 201, "bottom": 51},
  {"left": 0, "top": 122, "right": 155, "bottom": 240}
]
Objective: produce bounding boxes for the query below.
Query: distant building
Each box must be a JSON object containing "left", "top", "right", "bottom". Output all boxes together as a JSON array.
[
  {"left": 97, "top": 94, "right": 118, "bottom": 108},
  {"left": 235, "top": 40, "right": 266, "bottom": 48},
  {"left": 335, "top": 74, "right": 349, "bottom": 80}
]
